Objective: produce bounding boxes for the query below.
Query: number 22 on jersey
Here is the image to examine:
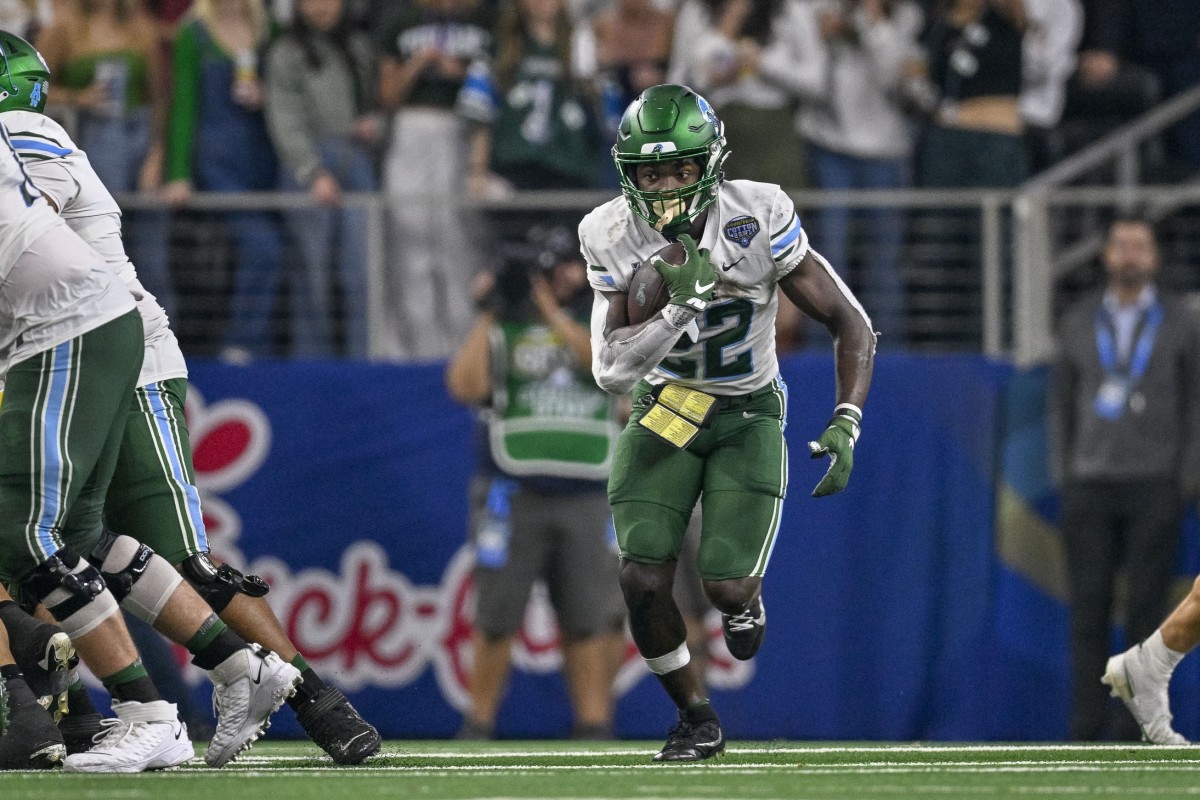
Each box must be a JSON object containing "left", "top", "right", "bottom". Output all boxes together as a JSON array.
[{"left": 660, "top": 298, "right": 755, "bottom": 381}]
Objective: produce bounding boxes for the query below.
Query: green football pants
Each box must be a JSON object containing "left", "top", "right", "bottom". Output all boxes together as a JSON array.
[
  {"left": 0, "top": 310, "right": 143, "bottom": 581},
  {"left": 105, "top": 378, "right": 208, "bottom": 565},
  {"left": 609, "top": 377, "right": 789, "bottom": 581}
]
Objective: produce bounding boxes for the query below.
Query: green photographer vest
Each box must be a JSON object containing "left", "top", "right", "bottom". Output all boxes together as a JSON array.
[{"left": 488, "top": 319, "right": 618, "bottom": 480}]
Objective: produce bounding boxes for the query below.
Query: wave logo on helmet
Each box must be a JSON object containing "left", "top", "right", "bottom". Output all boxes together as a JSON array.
[
  {"left": 641, "top": 141, "right": 677, "bottom": 155},
  {"left": 0, "top": 42, "right": 12, "bottom": 101},
  {"left": 696, "top": 94, "right": 718, "bottom": 128},
  {"left": 0, "top": 31, "right": 51, "bottom": 113}
]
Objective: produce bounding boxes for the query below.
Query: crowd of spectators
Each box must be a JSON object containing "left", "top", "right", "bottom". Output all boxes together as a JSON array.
[{"left": 4, "top": 0, "right": 1198, "bottom": 359}]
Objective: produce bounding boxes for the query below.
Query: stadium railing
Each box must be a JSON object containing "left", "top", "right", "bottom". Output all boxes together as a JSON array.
[{"left": 107, "top": 183, "right": 1198, "bottom": 362}]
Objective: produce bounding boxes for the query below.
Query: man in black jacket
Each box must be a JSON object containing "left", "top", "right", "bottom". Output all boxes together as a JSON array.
[{"left": 1049, "top": 214, "right": 1200, "bottom": 741}]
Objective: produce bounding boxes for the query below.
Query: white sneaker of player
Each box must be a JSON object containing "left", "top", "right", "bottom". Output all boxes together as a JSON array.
[
  {"left": 63, "top": 700, "right": 193, "bottom": 773},
  {"left": 205, "top": 644, "right": 302, "bottom": 768},
  {"left": 1102, "top": 645, "right": 1189, "bottom": 745}
]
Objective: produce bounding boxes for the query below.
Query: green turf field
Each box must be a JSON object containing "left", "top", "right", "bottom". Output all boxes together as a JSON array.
[{"left": 0, "top": 741, "right": 1196, "bottom": 799}]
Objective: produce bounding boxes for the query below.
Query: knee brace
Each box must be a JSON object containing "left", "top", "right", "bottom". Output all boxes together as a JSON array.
[
  {"left": 88, "top": 531, "right": 183, "bottom": 626},
  {"left": 18, "top": 548, "right": 117, "bottom": 639},
  {"left": 181, "top": 553, "right": 268, "bottom": 613}
]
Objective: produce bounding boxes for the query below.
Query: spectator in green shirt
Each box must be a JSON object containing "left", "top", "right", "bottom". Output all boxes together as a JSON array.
[{"left": 162, "top": 0, "right": 284, "bottom": 361}]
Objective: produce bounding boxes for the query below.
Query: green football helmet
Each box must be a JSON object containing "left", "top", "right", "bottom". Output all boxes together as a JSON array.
[
  {"left": 612, "top": 84, "right": 729, "bottom": 236},
  {"left": 0, "top": 30, "right": 49, "bottom": 114}
]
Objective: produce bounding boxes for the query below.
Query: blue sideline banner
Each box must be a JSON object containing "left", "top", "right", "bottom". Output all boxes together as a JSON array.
[
  {"left": 160, "top": 355, "right": 1014, "bottom": 741},
  {"left": 993, "top": 366, "right": 1200, "bottom": 741}
]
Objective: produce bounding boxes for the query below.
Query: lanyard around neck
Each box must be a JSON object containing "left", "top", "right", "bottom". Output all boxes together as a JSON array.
[{"left": 1094, "top": 301, "right": 1163, "bottom": 381}]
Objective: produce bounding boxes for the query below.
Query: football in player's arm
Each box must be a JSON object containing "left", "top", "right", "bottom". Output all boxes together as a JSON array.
[{"left": 579, "top": 84, "right": 875, "bottom": 762}]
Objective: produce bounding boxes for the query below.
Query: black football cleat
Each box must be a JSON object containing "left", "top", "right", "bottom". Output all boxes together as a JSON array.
[
  {"left": 295, "top": 687, "right": 381, "bottom": 765},
  {"left": 0, "top": 676, "right": 65, "bottom": 769},
  {"left": 721, "top": 597, "right": 766, "bottom": 661},
  {"left": 653, "top": 708, "right": 725, "bottom": 763},
  {"left": 10, "top": 621, "right": 76, "bottom": 704}
]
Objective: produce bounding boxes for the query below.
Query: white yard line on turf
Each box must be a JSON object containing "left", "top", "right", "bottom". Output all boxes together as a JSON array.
[
  {"left": 215, "top": 761, "right": 1200, "bottom": 774},
  {"left": 345, "top": 743, "right": 1198, "bottom": 758}
]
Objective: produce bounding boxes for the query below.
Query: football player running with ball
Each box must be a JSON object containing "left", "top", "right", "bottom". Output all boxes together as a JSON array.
[{"left": 580, "top": 84, "right": 876, "bottom": 761}]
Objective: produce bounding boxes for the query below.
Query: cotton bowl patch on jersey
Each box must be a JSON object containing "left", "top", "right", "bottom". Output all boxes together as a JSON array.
[{"left": 724, "top": 216, "right": 760, "bottom": 248}]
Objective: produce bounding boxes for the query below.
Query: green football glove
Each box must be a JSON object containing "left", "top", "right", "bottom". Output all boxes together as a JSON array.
[
  {"left": 808, "top": 405, "right": 862, "bottom": 497},
  {"left": 653, "top": 233, "right": 717, "bottom": 313}
]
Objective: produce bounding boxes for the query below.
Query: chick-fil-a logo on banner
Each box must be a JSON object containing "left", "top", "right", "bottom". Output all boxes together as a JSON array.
[{"left": 184, "top": 389, "right": 752, "bottom": 708}]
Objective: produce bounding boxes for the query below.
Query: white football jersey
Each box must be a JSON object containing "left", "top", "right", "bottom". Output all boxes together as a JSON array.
[
  {"left": 0, "top": 119, "right": 60, "bottom": 279},
  {"left": 580, "top": 179, "right": 808, "bottom": 395},
  {"left": 4, "top": 110, "right": 185, "bottom": 385},
  {"left": 0, "top": 119, "right": 133, "bottom": 369}
]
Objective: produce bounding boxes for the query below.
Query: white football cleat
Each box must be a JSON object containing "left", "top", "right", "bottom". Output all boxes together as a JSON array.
[
  {"left": 63, "top": 700, "right": 193, "bottom": 772},
  {"left": 205, "top": 644, "right": 301, "bottom": 767},
  {"left": 1103, "top": 645, "right": 1189, "bottom": 745}
]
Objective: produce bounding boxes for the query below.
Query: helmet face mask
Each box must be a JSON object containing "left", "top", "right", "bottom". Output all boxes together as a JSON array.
[
  {"left": 0, "top": 30, "right": 50, "bottom": 114},
  {"left": 612, "top": 84, "right": 728, "bottom": 236}
]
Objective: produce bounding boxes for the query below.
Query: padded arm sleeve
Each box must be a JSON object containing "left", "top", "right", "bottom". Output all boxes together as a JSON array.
[{"left": 591, "top": 293, "right": 695, "bottom": 395}]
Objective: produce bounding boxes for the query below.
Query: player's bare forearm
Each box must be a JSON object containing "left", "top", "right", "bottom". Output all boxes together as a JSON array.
[
  {"left": 831, "top": 323, "right": 874, "bottom": 409},
  {"left": 779, "top": 249, "right": 875, "bottom": 408},
  {"left": 602, "top": 289, "right": 664, "bottom": 342}
]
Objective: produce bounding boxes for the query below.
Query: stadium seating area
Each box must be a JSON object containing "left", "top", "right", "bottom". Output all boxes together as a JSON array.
[{"left": 12, "top": 0, "right": 1198, "bottom": 359}]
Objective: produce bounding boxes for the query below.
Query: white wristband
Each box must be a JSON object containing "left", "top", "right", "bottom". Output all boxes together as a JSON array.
[
  {"left": 834, "top": 403, "right": 862, "bottom": 421},
  {"left": 833, "top": 404, "right": 862, "bottom": 442},
  {"left": 661, "top": 303, "right": 700, "bottom": 331}
]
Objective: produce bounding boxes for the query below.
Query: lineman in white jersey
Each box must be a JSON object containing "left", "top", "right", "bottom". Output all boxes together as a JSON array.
[
  {"left": 0, "top": 110, "right": 200, "bottom": 771},
  {"left": 0, "top": 30, "right": 380, "bottom": 766},
  {"left": 580, "top": 85, "right": 876, "bottom": 762}
]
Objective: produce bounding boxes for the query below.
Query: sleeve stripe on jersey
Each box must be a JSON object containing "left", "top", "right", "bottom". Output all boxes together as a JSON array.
[
  {"left": 773, "top": 240, "right": 798, "bottom": 264},
  {"left": 10, "top": 139, "right": 71, "bottom": 157},
  {"left": 8, "top": 130, "right": 67, "bottom": 147},
  {"left": 599, "top": 275, "right": 616, "bottom": 287},
  {"left": 770, "top": 211, "right": 797, "bottom": 239},
  {"left": 588, "top": 263, "right": 609, "bottom": 272},
  {"left": 770, "top": 215, "right": 802, "bottom": 258}
]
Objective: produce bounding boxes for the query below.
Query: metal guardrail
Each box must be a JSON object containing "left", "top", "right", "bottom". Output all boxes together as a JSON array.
[
  {"left": 466, "top": 187, "right": 1016, "bottom": 356},
  {"left": 114, "top": 187, "right": 1020, "bottom": 359},
  {"left": 1011, "top": 84, "right": 1200, "bottom": 365},
  {"left": 111, "top": 190, "right": 384, "bottom": 211},
  {"left": 114, "top": 191, "right": 393, "bottom": 358},
  {"left": 109, "top": 178, "right": 1198, "bottom": 365},
  {"left": 1024, "top": 83, "right": 1200, "bottom": 192}
]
